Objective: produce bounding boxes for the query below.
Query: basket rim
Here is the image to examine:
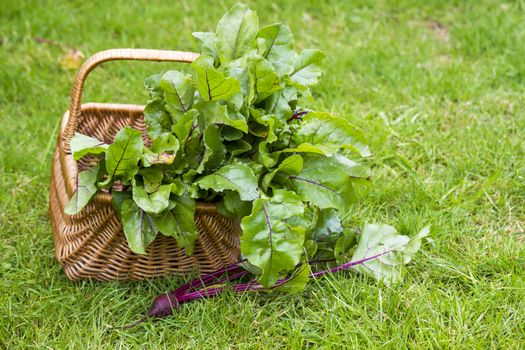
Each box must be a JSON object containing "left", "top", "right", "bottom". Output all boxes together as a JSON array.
[
  {"left": 60, "top": 102, "right": 145, "bottom": 134},
  {"left": 59, "top": 102, "right": 221, "bottom": 213}
]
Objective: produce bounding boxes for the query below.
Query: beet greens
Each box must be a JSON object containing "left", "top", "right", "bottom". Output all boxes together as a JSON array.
[{"left": 66, "top": 4, "right": 428, "bottom": 292}]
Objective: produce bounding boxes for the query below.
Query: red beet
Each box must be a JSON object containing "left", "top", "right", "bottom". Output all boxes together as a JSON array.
[{"left": 116, "top": 251, "right": 391, "bottom": 329}]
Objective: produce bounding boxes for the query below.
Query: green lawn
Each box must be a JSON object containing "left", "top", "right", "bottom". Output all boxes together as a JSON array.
[{"left": 1, "top": 0, "right": 524, "bottom": 348}]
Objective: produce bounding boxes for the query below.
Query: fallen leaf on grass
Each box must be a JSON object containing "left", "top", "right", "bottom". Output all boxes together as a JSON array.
[
  {"left": 60, "top": 49, "right": 85, "bottom": 70},
  {"left": 33, "top": 37, "right": 85, "bottom": 70}
]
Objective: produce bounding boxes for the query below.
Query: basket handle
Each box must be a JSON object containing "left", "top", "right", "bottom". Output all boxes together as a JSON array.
[{"left": 63, "top": 48, "right": 200, "bottom": 146}]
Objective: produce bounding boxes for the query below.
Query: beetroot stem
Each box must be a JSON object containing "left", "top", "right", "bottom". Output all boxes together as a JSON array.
[
  {"left": 114, "top": 251, "right": 396, "bottom": 330},
  {"left": 176, "top": 251, "right": 392, "bottom": 305}
]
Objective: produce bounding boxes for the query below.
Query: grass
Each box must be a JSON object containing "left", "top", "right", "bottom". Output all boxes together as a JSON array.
[{"left": 1, "top": 0, "right": 524, "bottom": 348}]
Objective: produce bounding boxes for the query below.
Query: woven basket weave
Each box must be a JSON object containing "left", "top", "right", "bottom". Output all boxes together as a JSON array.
[{"left": 49, "top": 49, "right": 241, "bottom": 281}]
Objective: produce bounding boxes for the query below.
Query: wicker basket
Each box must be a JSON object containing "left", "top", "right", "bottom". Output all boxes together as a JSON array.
[{"left": 49, "top": 49, "right": 242, "bottom": 281}]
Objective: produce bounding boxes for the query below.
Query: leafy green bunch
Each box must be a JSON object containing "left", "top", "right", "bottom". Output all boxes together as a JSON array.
[{"left": 65, "top": 4, "right": 424, "bottom": 288}]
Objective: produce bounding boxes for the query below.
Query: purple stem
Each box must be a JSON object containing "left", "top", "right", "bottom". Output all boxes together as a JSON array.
[
  {"left": 144, "top": 263, "right": 251, "bottom": 319},
  {"left": 309, "top": 250, "right": 392, "bottom": 278},
  {"left": 137, "top": 250, "right": 396, "bottom": 328},
  {"left": 174, "top": 261, "right": 247, "bottom": 296},
  {"left": 175, "top": 250, "right": 392, "bottom": 305},
  {"left": 177, "top": 280, "right": 256, "bottom": 302},
  {"left": 286, "top": 110, "right": 309, "bottom": 123}
]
